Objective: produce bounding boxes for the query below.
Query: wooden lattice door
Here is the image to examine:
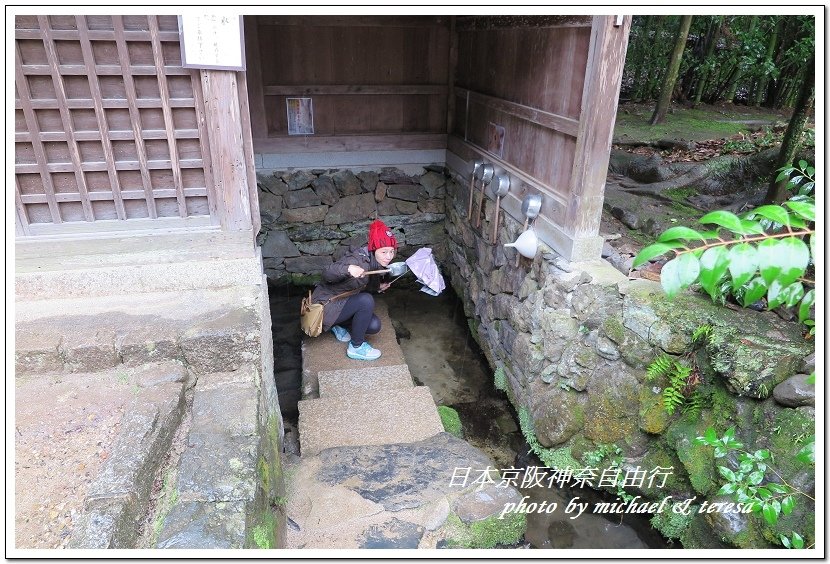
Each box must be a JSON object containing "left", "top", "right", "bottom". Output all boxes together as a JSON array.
[{"left": 14, "top": 15, "right": 219, "bottom": 235}]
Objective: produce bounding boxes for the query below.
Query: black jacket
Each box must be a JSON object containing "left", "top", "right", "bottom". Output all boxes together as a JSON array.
[{"left": 310, "top": 245, "right": 385, "bottom": 330}]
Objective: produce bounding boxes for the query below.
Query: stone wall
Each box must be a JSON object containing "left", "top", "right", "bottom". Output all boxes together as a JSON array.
[
  {"left": 441, "top": 173, "right": 816, "bottom": 549},
  {"left": 254, "top": 163, "right": 815, "bottom": 549},
  {"left": 256, "top": 166, "right": 450, "bottom": 283}
]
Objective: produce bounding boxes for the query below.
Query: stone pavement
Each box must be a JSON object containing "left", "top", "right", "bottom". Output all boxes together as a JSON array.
[
  {"left": 286, "top": 302, "right": 526, "bottom": 549},
  {"left": 13, "top": 245, "right": 284, "bottom": 551}
]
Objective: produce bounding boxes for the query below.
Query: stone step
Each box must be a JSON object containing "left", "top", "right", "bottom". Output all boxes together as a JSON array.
[
  {"left": 15, "top": 229, "right": 258, "bottom": 301},
  {"left": 297, "top": 387, "right": 443, "bottom": 457},
  {"left": 15, "top": 361, "right": 191, "bottom": 549},
  {"left": 155, "top": 364, "right": 264, "bottom": 549},
  {"left": 301, "top": 299, "right": 407, "bottom": 399},
  {"left": 318, "top": 365, "right": 413, "bottom": 398},
  {"left": 15, "top": 285, "right": 263, "bottom": 376},
  {"left": 16, "top": 256, "right": 263, "bottom": 302}
]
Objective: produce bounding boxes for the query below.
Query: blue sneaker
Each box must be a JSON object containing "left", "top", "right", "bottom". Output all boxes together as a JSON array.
[
  {"left": 347, "top": 341, "right": 381, "bottom": 361},
  {"left": 331, "top": 325, "right": 351, "bottom": 343}
]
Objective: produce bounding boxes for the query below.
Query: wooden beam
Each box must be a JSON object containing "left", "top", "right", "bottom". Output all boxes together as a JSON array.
[
  {"left": 243, "top": 16, "right": 268, "bottom": 139},
  {"left": 456, "top": 15, "right": 592, "bottom": 31},
  {"left": 15, "top": 28, "right": 180, "bottom": 42},
  {"left": 446, "top": 16, "right": 457, "bottom": 135},
  {"left": 263, "top": 84, "right": 447, "bottom": 96},
  {"left": 190, "top": 69, "right": 219, "bottom": 226},
  {"left": 256, "top": 15, "right": 448, "bottom": 28},
  {"left": 200, "top": 70, "right": 253, "bottom": 232},
  {"left": 15, "top": 175, "right": 31, "bottom": 235},
  {"left": 237, "top": 66, "right": 261, "bottom": 237},
  {"left": 454, "top": 87, "right": 579, "bottom": 137},
  {"left": 15, "top": 42, "right": 62, "bottom": 223},
  {"left": 20, "top": 187, "right": 208, "bottom": 204},
  {"left": 113, "top": 15, "right": 157, "bottom": 219},
  {"left": 19, "top": 64, "right": 191, "bottom": 76},
  {"left": 253, "top": 133, "right": 447, "bottom": 154},
  {"left": 149, "top": 15, "right": 187, "bottom": 218},
  {"left": 15, "top": 158, "right": 207, "bottom": 175},
  {"left": 16, "top": 129, "right": 201, "bottom": 143},
  {"left": 39, "top": 15, "right": 95, "bottom": 222},
  {"left": 19, "top": 98, "right": 197, "bottom": 110},
  {"left": 76, "top": 15, "right": 127, "bottom": 220},
  {"left": 565, "top": 15, "right": 631, "bottom": 241}
]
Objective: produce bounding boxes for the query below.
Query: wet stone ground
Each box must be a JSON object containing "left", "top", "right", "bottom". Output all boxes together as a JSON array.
[{"left": 270, "top": 281, "right": 673, "bottom": 550}]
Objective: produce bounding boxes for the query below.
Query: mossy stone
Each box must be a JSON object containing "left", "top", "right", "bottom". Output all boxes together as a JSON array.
[
  {"left": 639, "top": 385, "right": 670, "bottom": 434},
  {"left": 664, "top": 415, "right": 718, "bottom": 496},
  {"left": 442, "top": 511, "right": 526, "bottom": 548},
  {"left": 437, "top": 406, "right": 463, "bottom": 438}
]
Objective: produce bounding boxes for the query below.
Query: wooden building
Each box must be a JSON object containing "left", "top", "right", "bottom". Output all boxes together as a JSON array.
[{"left": 14, "top": 14, "right": 630, "bottom": 262}]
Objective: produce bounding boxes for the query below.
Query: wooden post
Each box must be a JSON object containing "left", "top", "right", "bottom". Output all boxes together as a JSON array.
[
  {"left": 200, "top": 70, "right": 253, "bottom": 232},
  {"left": 446, "top": 16, "right": 457, "bottom": 135},
  {"left": 243, "top": 16, "right": 268, "bottom": 141},
  {"left": 564, "top": 15, "right": 631, "bottom": 257}
]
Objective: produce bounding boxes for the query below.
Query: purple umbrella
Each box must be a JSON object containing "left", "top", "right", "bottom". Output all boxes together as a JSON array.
[{"left": 405, "top": 247, "right": 445, "bottom": 296}]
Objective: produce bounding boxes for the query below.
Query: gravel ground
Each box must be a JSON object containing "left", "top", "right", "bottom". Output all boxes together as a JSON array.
[{"left": 14, "top": 371, "right": 132, "bottom": 549}]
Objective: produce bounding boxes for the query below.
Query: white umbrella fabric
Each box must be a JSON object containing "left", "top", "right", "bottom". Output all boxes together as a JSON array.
[{"left": 405, "top": 247, "right": 445, "bottom": 296}]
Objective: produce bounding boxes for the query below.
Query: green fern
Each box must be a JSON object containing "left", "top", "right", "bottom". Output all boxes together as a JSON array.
[
  {"left": 684, "top": 389, "right": 707, "bottom": 417},
  {"left": 691, "top": 324, "right": 713, "bottom": 345},
  {"left": 646, "top": 354, "right": 674, "bottom": 381}
]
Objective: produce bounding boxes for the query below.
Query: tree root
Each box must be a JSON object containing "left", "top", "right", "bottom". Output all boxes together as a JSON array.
[{"left": 618, "top": 147, "right": 780, "bottom": 194}]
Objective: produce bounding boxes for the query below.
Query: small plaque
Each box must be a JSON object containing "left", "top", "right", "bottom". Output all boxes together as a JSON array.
[
  {"left": 287, "top": 98, "right": 314, "bottom": 135},
  {"left": 487, "top": 122, "right": 505, "bottom": 158}
]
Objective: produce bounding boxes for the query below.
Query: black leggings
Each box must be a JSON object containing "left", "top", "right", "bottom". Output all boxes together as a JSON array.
[{"left": 333, "top": 292, "right": 381, "bottom": 346}]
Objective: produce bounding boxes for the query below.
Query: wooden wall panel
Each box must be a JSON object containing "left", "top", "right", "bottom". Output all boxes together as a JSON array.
[
  {"left": 248, "top": 15, "right": 450, "bottom": 149},
  {"left": 453, "top": 17, "right": 592, "bottom": 196},
  {"left": 14, "top": 14, "right": 215, "bottom": 231}
]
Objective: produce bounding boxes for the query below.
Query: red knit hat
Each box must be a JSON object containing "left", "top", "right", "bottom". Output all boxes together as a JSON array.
[{"left": 367, "top": 219, "right": 398, "bottom": 251}]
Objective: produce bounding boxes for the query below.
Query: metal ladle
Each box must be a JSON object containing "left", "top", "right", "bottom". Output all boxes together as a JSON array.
[
  {"left": 363, "top": 261, "right": 409, "bottom": 276},
  {"left": 515, "top": 193, "right": 542, "bottom": 266},
  {"left": 490, "top": 174, "right": 510, "bottom": 244},
  {"left": 466, "top": 159, "right": 483, "bottom": 220},
  {"left": 474, "top": 164, "right": 495, "bottom": 229}
]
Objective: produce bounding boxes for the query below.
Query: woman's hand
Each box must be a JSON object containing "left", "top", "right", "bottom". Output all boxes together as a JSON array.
[
  {"left": 347, "top": 264, "right": 365, "bottom": 278},
  {"left": 379, "top": 282, "right": 391, "bottom": 293}
]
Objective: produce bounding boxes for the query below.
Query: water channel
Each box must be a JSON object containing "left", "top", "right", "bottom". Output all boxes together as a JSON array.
[{"left": 269, "top": 280, "right": 673, "bottom": 550}]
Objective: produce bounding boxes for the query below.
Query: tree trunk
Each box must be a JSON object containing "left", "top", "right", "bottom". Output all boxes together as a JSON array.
[
  {"left": 651, "top": 15, "right": 693, "bottom": 125},
  {"left": 765, "top": 57, "right": 815, "bottom": 203},
  {"left": 640, "top": 16, "right": 667, "bottom": 100},
  {"left": 753, "top": 17, "right": 781, "bottom": 107},
  {"left": 631, "top": 16, "right": 653, "bottom": 100},
  {"left": 722, "top": 16, "right": 759, "bottom": 103},
  {"left": 692, "top": 16, "right": 722, "bottom": 106}
]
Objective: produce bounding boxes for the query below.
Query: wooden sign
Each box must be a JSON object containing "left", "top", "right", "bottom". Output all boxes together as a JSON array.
[{"left": 179, "top": 15, "right": 246, "bottom": 71}]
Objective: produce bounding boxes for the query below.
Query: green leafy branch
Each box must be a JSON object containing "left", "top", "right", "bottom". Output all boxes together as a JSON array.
[
  {"left": 694, "top": 426, "right": 815, "bottom": 548},
  {"left": 633, "top": 166, "right": 815, "bottom": 334}
]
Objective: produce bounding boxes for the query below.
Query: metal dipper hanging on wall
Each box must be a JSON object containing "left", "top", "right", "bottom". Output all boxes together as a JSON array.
[{"left": 474, "top": 163, "right": 494, "bottom": 229}]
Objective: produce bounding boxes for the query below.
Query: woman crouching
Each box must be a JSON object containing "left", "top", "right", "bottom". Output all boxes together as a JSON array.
[{"left": 310, "top": 219, "right": 398, "bottom": 360}]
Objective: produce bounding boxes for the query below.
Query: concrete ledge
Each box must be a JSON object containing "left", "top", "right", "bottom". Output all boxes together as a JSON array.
[
  {"left": 298, "top": 386, "right": 443, "bottom": 457},
  {"left": 318, "top": 364, "right": 413, "bottom": 398},
  {"left": 301, "top": 301, "right": 406, "bottom": 399},
  {"left": 258, "top": 149, "right": 447, "bottom": 171},
  {"left": 156, "top": 500, "right": 247, "bottom": 549}
]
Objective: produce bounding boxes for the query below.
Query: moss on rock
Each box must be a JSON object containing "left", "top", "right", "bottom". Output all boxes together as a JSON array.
[
  {"left": 442, "top": 511, "right": 526, "bottom": 548},
  {"left": 639, "top": 385, "right": 670, "bottom": 434},
  {"left": 664, "top": 415, "right": 718, "bottom": 496},
  {"left": 438, "top": 406, "right": 463, "bottom": 438},
  {"left": 600, "top": 316, "right": 626, "bottom": 345},
  {"left": 651, "top": 508, "right": 694, "bottom": 540}
]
